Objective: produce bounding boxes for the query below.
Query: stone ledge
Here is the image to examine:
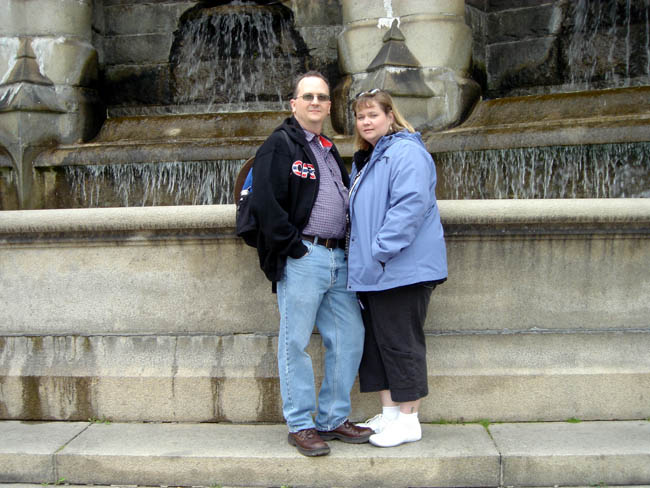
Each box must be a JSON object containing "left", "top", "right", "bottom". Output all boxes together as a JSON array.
[
  {"left": 1, "top": 420, "right": 649, "bottom": 487},
  {"left": 1, "top": 199, "right": 648, "bottom": 238}
]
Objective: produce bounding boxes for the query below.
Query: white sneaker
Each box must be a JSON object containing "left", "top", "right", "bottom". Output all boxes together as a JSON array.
[
  {"left": 357, "top": 414, "right": 390, "bottom": 434},
  {"left": 369, "top": 418, "right": 422, "bottom": 447}
]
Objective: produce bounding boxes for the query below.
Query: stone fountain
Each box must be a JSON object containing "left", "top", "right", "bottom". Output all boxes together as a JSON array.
[{"left": 0, "top": 0, "right": 649, "bottom": 436}]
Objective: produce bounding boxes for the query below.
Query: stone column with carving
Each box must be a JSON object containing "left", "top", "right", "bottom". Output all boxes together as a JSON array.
[
  {"left": 0, "top": 0, "right": 102, "bottom": 209},
  {"left": 335, "top": 0, "right": 480, "bottom": 134}
]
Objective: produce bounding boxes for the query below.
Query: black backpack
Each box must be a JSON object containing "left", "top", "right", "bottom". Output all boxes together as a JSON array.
[{"left": 236, "top": 130, "right": 294, "bottom": 248}]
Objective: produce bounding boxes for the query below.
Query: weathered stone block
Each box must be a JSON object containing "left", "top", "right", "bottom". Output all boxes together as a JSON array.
[
  {"left": 487, "top": 37, "right": 561, "bottom": 94},
  {"left": 0, "top": 421, "right": 88, "bottom": 483},
  {"left": 290, "top": 0, "right": 342, "bottom": 27},
  {"left": 103, "top": 34, "right": 173, "bottom": 65},
  {"left": 489, "top": 0, "right": 554, "bottom": 11},
  {"left": 493, "top": 422, "right": 650, "bottom": 486},
  {"left": 2, "top": 0, "right": 92, "bottom": 39},
  {"left": 487, "top": 3, "right": 562, "bottom": 43},
  {"left": 103, "top": 64, "right": 173, "bottom": 106},
  {"left": 31, "top": 38, "right": 98, "bottom": 87},
  {"left": 104, "top": 2, "right": 195, "bottom": 36},
  {"left": 465, "top": 0, "right": 489, "bottom": 11}
]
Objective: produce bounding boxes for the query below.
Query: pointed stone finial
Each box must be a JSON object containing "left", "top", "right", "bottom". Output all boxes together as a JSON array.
[
  {"left": 1, "top": 38, "right": 54, "bottom": 87},
  {"left": 364, "top": 19, "right": 434, "bottom": 98},
  {"left": 367, "top": 19, "right": 424, "bottom": 71},
  {"left": 0, "top": 38, "right": 65, "bottom": 113},
  {"left": 383, "top": 19, "right": 405, "bottom": 42}
]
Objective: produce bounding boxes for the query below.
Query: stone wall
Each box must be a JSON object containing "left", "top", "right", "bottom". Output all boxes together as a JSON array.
[
  {"left": 1, "top": 200, "right": 649, "bottom": 423},
  {"left": 466, "top": 0, "right": 650, "bottom": 99},
  {"left": 0, "top": 0, "right": 104, "bottom": 208},
  {"left": 98, "top": 0, "right": 343, "bottom": 113},
  {"left": 465, "top": 0, "right": 568, "bottom": 98}
]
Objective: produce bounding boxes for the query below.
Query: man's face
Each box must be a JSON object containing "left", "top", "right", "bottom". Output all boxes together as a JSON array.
[{"left": 290, "top": 76, "right": 331, "bottom": 132}]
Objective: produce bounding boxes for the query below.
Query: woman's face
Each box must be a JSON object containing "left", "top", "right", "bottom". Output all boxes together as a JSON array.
[{"left": 355, "top": 100, "right": 394, "bottom": 147}]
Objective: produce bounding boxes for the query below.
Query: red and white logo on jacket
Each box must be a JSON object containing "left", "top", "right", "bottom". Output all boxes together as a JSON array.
[{"left": 291, "top": 160, "right": 316, "bottom": 179}]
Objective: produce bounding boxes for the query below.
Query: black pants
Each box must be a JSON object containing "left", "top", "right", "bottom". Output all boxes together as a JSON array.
[{"left": 357, "top": 282, "right": 435, "bottom": 403}]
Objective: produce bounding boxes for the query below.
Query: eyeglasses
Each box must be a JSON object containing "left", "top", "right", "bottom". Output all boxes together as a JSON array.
[
  {"left": 355, "top": 88, "right": 382, "bottom": 99},
  {"left": 296, "top": 93, "right": 330, "bottom": 102}
]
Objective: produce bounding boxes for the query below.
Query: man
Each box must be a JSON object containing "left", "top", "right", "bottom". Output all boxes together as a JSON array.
[{"left": 250, "top": 71, "right": 371, "bottom": 456}]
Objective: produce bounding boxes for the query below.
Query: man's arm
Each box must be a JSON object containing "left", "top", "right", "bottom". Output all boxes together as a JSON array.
[{"left": 250, "top": 133, "right": 307, "bottom": 258}]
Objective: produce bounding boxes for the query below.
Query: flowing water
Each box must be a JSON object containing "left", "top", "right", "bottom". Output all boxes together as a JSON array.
[
  {"left": 25, "top": 2, "right": 650, "bottom": 208},
  {"left": 64, "top": 160, "right": 246, "bottom": 207},
  {"left": 568, "top": 0, "right": 650, "bottom": 89},
  {"left": 436, "top": 142, "right": 650, "bottom": 199},
  {"left": 171, "top": 3, "right": 302, "bottom": 112}
]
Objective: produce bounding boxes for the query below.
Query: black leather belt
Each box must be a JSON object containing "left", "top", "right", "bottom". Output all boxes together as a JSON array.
[{"left": 302, "top": 234, "right": 344, "bottom": 249}]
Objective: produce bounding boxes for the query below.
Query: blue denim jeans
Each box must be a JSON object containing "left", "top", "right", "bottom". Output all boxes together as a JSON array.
[{"left": 277, "top": 239, "right": 364, "bottom": 432}]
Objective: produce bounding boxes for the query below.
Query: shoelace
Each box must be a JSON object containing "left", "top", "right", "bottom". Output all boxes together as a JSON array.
[
  {"left": 297, "top": 429, "right": 316, "bottom": 439},
  {"left": 364, "top": 414, "right": 382, "bottom": 424}
]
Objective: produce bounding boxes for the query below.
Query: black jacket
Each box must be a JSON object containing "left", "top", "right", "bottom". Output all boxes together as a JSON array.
[{"left": 250, "top": 116, "right": 349, "bottom": 285}]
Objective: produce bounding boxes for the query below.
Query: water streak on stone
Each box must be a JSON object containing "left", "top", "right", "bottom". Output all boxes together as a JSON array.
[
  {"left": 64, "top": 160, "right": 245, "bottom": 207},
  {"left": 436, "top": 142, "right": 650, "bottom": 199},
  {"left": 569, "top": 0, "right": 650, "bottom": 89}
]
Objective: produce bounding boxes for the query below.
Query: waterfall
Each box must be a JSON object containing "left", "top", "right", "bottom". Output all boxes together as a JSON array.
[
  {"left": 64, "top": 160, "right": 246, "bottom": 207},
  {"left": 569, "top": 0, "right": 650, "bottom": 89},
  {"left": 435, "top": 142, "right": 650, "bottom": 199},
  {"left": 171, "top": 3, "right": 302, "bottom": 112}
]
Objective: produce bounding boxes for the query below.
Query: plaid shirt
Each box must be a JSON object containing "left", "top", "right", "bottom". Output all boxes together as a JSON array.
[{"left": 301, "top": 130, "right": 348, "bottom": 239}]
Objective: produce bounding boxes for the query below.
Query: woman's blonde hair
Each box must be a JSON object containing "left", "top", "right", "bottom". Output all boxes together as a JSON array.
[{"left": 351, "top": 89, "right": 415, "bottom": 151}]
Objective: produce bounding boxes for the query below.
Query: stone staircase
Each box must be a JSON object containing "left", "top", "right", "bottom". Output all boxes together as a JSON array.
[{"left": 1, "top": 199, "right": 649, "bottom": 487}]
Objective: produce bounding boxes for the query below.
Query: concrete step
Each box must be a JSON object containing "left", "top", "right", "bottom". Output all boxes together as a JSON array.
[{"left": 1, "top": 420, "right": 649, "bottom": 487}]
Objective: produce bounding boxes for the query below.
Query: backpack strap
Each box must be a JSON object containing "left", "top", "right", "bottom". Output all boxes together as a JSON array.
[
  {"left": 278, "top": 129, "right": 295, "bottom": 160},
  {"left": 243, "top": 129, "right": 295, "bottom": 191}
]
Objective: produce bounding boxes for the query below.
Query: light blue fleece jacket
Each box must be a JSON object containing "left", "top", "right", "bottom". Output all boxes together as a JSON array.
[{"left": 347, "top": 130, "right": 447, "bottom": 292}]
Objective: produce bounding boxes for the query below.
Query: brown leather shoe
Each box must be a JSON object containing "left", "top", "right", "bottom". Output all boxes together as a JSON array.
[
  {"left": 288, "top": 428, "right": 330, "bottom": 456},
  {"left": 317, "top": 420, "right": 373, "bottom": 444}
]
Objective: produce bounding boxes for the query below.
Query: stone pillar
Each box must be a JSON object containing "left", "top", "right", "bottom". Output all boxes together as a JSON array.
[
  {"left": 335, "top": 0, "right": 480, "bottom": 133},
  {"left": 0, "top": 0, "right": 103, "bottom": 209}
]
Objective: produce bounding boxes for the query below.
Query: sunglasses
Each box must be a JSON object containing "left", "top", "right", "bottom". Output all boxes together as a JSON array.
[
  {"left": 355, "top": 88, "right": 382, "bottom": 99},
  {"left": 296, "top": 93, "right": 330, "bottom": 102}
]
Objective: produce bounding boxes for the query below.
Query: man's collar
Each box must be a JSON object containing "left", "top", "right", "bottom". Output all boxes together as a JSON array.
[
  {"left": 302, "top": 129, "right": 317, "bottom": 142},
  {"left": 302, "top": 129, "right": 333, "bottom": 149}
]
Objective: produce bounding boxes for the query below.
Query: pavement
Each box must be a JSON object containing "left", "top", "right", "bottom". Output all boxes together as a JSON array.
[{"left": 1, "top": 420, "right": 650, "bottom": 488}]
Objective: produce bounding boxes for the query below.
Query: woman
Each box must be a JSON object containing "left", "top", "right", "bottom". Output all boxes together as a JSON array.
[{"left": 347, "top": 89, "right": 448, "bottom": 447}]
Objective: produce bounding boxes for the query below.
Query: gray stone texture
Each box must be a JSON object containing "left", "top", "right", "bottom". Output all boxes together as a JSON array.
[
  {"left": 487, "top": 3, "right": 562, "bottom": 42},
  {"left": 469, "top": 0, "right": 650, "bottom": 97},
  {"left": 102, "top": 34, "right": 173, "bottom": 65},
  {"left": 97, "top": 1, "right": 342, "bottom": 109},
  {"left": 1, "top": 0, "right": 93, "bottom": 39},
  {"left": 0, "top": 421, "right": 89, "bottom": 483},
  {"left": 47, "top": 422, "right": 500, "bottom": 487},
  {"left": 104, "top": 2, "right": 191, "bottom": 35},
  {"left": 490, "top": 0, "right": 559, "bottom": 11},
  {"left": 491, "top": 421, "right": 650, "bottom": 486},
  {"left": 2, "top": 420, "right": 649, "bottom": 487},
  {"left": 289, "top": 0, "right": 342, "bottom": 27},
  {"left": 0, "top": 0, "right": 103, "bottom": 209},
  {"left": 1, "top": 200, "right": 648, "bottom": 423},
  {"left": 425, "top": 85, "right": 650, "bottom": 153},
  {"left": 1, "top": 331, "right": 648, "bottom": 423}
]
